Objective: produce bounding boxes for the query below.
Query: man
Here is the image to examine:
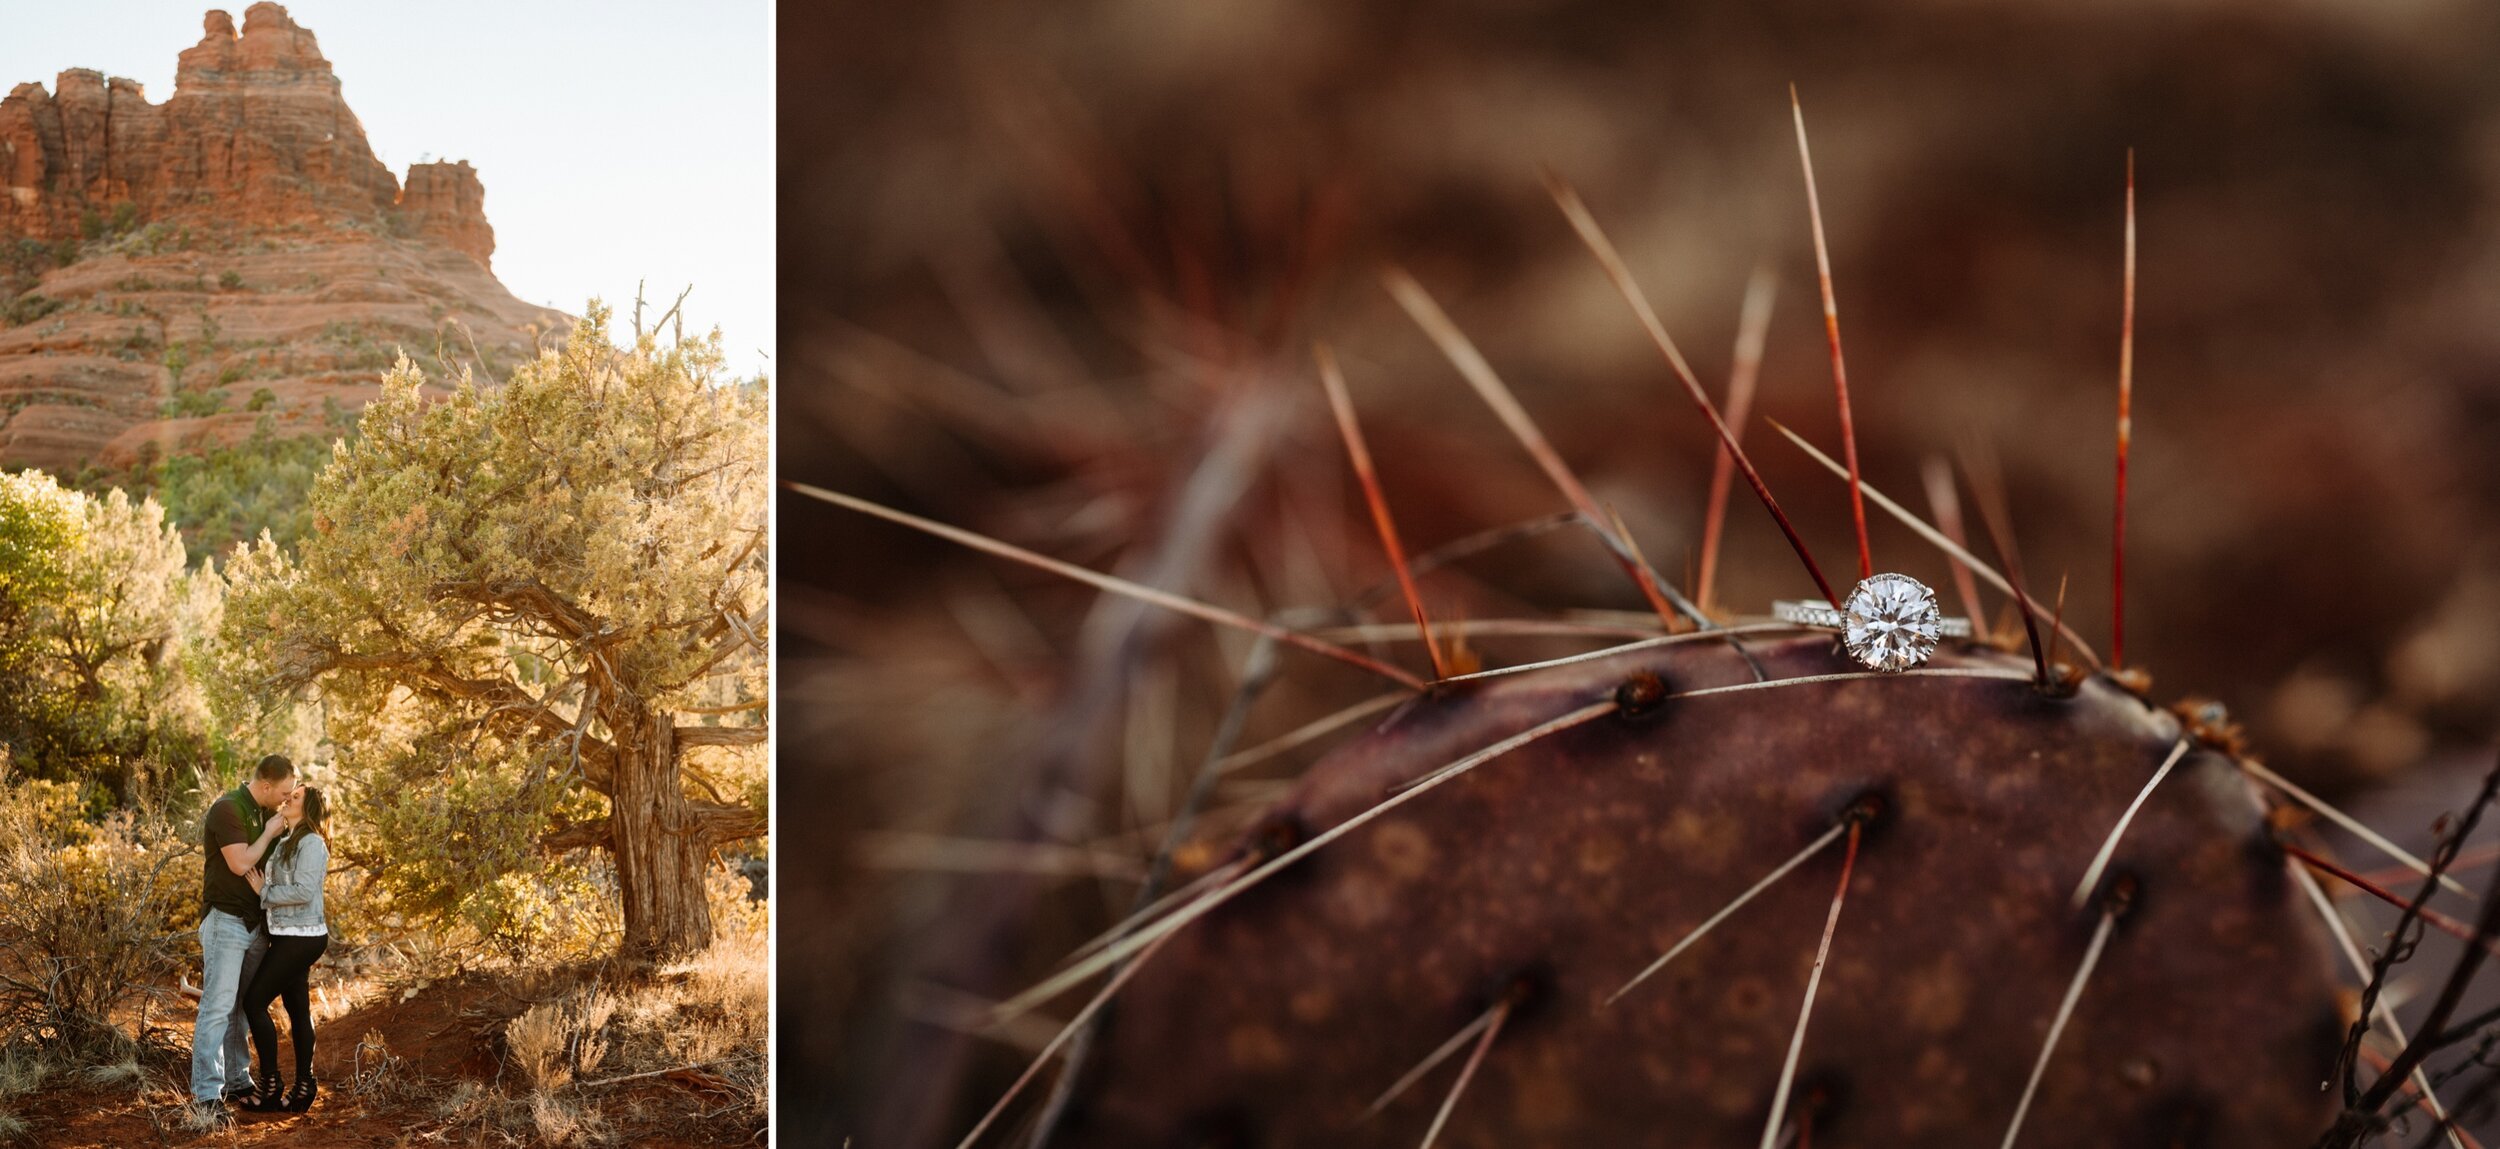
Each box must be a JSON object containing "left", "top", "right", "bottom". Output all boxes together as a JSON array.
[{"left": 190, "top": 754, "right": 295, "bottom": 1122}]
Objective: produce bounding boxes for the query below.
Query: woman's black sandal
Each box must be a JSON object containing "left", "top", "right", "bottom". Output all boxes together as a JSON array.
[
  {"left": 237, "top": 1077, "right": 286, "bottom": 1112},
  {"left": 284, "top": 1075, "right": 317, "bottom": 1113}
]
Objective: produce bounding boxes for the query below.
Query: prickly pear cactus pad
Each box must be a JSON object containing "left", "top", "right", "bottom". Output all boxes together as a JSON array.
[
  {"left": 1071, "top": 636, "right": 2337, "bottom": 1147},
  {"left": 777, "top": 70, "right": 2500, "bottom": 1147}
]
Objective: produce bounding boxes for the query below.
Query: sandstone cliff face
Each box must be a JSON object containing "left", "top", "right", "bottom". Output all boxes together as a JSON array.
[
  {"left": 399, "top": 161, "right": 494, "bottom": 268},
  {"left": 0, "top": 236, "right": 564, "bottom": 474},
  {"left": 0, "top": 5, "right": 442, "bottom": 255},
  {"left": 0, "top": 5, "right": 563, "bottom": 475}
]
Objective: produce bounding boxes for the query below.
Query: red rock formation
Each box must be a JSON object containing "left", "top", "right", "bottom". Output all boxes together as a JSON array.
[
  {"left": 0, "top": 5, "right": 558, "bottom": 474},
  {"left": 399, "top": 161, "right": 495, "bottom": 269},
  {"left": 0, "top": 4, "right": 490, "bottom": 266}
]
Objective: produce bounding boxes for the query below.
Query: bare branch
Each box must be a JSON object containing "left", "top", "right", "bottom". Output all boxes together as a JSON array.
[
  {"left": 428, "top": 576, "right": 607, "bottom": 647},
  {"left": 675, "top": 724, "right": 767, "bottom": 748},
  {"left": 539, "top": 800, "right": 764, "bottom": 854},
  {"left": 677, "top": 698, "right": 768, "bottom": 716},
  {"left": 294, "top": 646, "right": 618, "bottom": 776}
]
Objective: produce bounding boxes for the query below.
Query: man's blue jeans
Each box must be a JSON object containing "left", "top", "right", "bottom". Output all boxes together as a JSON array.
[{"left": 189, "top": 910, "right": 267, "bottom": 1102}]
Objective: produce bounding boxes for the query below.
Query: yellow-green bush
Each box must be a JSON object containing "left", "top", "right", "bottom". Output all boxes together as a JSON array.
[
  {"left": 335, "top": 736, "right": 621, "bottom": 964},
  {"left": 0, "top": 777, "right": 192, "bottom": 1060}
]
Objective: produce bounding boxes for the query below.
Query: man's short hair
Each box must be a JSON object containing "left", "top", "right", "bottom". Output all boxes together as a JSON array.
[{"left": 253, "top": 754, "right": 296, "bottom": 783}]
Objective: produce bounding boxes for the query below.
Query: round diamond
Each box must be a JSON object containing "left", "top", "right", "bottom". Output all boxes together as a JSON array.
[{"left": 1841, "top": 573, "right": 1943, "bottom": 672}]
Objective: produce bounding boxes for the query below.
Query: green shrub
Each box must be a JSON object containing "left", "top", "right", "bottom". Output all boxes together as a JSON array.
[
  {"left": 344, "top": 740, "right": 619, "bottom": 963},
  {"left": 115, "top": 325, "right": 157, "bottom": 360},
  {"left": 158, "top": 389, "right": 223, "bottom": 419},
  {"left": 131, "top": 222, "right": 175, "bottom": 255},
  {"left": 0, "top": 295, "right": 62, "bottom": 328},
  {"left": 0, "top": 777, "right": 193, "bottom": 1062},
  {"left": 2, "top": 241, "right": 56, "bottom": 301},
  {"left": 113, "top": 426, "right": 339, "bottom": 560}
]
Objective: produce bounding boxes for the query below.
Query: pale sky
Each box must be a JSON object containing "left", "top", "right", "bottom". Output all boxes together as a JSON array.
[{"left": 0, "top": 0, "right": 774, "bottom": 378}]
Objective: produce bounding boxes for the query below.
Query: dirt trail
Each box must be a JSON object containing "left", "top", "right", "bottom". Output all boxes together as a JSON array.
[{"left": 22, "top": 971, "right": 749, "bottom": 1148}]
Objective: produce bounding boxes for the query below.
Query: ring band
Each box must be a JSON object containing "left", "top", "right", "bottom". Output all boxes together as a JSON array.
[
  {"left": 1774, "top": 599, "right": 1973, "bottom": 637},
  {"left": 1773, "top": 573, "right": 1970, "bottom": 672}
]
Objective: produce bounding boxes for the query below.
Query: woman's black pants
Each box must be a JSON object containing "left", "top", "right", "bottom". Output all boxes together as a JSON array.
[{"left": 237, "top": 932, "right": 329, "bottom": 1082}]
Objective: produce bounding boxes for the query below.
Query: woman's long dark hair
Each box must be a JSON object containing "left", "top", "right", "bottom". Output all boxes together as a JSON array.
[{"left": 272, "top": 785, "right": 326, "bottom": 869}]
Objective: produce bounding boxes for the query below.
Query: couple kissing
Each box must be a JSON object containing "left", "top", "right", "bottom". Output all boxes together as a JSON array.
[{"left": 189, "top": 754, "right": 333, "bottom": 1124}]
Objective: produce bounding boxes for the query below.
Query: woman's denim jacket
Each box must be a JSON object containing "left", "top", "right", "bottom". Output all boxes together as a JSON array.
[{"left": 261, "top": 832, "right": 328, "bottom": 934}]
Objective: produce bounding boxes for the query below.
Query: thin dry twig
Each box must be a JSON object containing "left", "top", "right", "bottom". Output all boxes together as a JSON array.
[{"left": 2321, "top": 752, "right": 2500, "bottom": 1145}]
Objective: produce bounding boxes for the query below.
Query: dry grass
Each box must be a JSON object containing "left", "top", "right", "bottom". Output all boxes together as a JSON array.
[
  {"left": 0, "top": 777, "right": 193, "bottom": 1141},
  {"left": 426, "top": 863, "right": 770, "bottom": 1145},
  {"left": 0, "top": 772, "right": 767, "bottom": 1149},
  {"left": 347, "top": 1028, "right": 406, "bottom": 1100},
  {"left": 0, "top": 1051, "right": 41, "bottom": 1143},
  {"left": 0, "top": 781, "right": 192, "bottom": 1062},
  {"left": 549, "top": 867, "right": 766, "bottom": 1099},
  {"left": 509, "top": 991, "right": 618, "bottom": 1090}
]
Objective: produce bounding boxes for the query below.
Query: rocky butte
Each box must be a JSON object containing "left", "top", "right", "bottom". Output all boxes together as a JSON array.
[{"left": 0, "top": 3, "right": 564, "bottom": 476}]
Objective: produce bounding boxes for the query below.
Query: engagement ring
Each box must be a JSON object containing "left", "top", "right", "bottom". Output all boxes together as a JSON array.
[{"left": 1774, "top": 573, "right": 1972, "bottom": 673}]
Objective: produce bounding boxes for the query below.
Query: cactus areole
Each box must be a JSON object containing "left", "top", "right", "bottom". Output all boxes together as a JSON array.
[{"left": 1066, "top": 635, "right": 2340, "bottom": 1147}]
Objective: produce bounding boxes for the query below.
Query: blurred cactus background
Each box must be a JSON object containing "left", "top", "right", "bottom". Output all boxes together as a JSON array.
[{"left": 780, "top": 0, "right": 2500, "bottom": 1143}]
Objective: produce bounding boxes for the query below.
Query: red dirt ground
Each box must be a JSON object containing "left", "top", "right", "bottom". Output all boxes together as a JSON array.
[{"left": 19, "top": 970, "right": 757, "bottom": 1148}]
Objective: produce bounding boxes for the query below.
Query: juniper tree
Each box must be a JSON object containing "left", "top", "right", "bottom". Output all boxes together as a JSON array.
[
  {"left": 0, "top": 474, "right": 217, "bottom": 798},
  {"left": 227, "top": 305, "right": 768, "bottom": 961}
]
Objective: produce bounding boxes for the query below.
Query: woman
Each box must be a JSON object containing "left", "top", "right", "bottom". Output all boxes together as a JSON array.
[{"left": 236, "top": 784, "right": 329, "bottom": 1113}]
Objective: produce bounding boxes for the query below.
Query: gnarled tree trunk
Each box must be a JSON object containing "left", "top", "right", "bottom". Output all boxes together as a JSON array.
[
  {"left": 535, "top": 696, "right": 768, "bottom": 963},
  {"left": 607, "top": 703, "right": 716, "bottom": 962}
]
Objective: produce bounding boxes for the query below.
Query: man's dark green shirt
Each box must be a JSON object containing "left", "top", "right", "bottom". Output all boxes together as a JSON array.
[{"left": 201, "top": 786, "right": 266, "bottom": 927}]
